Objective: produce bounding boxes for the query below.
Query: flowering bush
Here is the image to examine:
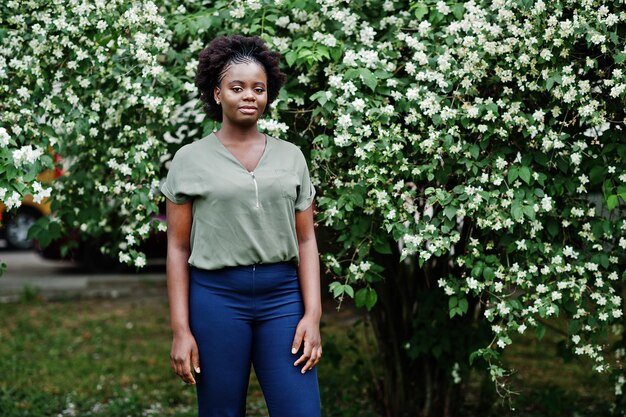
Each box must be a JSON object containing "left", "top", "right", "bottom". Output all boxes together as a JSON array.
[
  {"left": 0, "top": 0, "right": 176, "bottom": 265},
  {"left": 3, "top": 0, "right": 626, "bottom": 414},
  {"left": 173, "top": 0, "right": 626, "bottom": 413}
]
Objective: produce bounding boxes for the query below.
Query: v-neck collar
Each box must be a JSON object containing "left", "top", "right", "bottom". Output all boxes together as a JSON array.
[{"left": 210, "top": 132, "right": 270, "bottom": 173}]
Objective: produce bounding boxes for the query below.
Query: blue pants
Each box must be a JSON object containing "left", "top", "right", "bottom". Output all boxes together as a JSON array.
[{"left": 189, "top": 261, "right": 321, "bottom": 417}]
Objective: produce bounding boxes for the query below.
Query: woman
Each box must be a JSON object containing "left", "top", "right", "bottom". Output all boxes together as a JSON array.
[{"left": 160, "top": 35, "right": 322, "bottom": 417}]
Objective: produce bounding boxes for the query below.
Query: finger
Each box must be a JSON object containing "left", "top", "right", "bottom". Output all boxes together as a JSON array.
[
  {"left": 191, "top": 345, "right": 201, "bottom": 374},
  {"left": 180, "top": 360, "right": 196, "bottom": 384},
  {"left": 183, "top": 369, "right": 196, "bottom": 385},
  {"left": 313, "top": 347, "right": 323, "bottom": 366},
  {"left": 302, "top": 348, "right": 318, "bottom": 373},
  {"left": 294, "top": 339, "right": 313, "bottom": 367},
  {"left": 175, "top": 357, "right": 195, "bottom": 384},
  {"left": 172, "top": 356, "right": 181, "bottom": 376},
  {"left": 291, "top": 327, "right": 304, "bottom": 355}
]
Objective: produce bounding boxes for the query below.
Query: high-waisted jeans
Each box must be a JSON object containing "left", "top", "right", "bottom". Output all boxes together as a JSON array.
[{"left": 189, "top": 261, "right": 321, "bottom": 417}]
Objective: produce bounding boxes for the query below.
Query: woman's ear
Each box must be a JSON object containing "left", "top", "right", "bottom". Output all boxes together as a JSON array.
[{"left": 214, "top": 87, "right": 221, "bottom": 105}]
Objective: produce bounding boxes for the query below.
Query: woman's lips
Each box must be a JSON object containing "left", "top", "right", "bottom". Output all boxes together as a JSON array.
[{"left": 239, "top": 106, "right": 257, "bottom": 114}]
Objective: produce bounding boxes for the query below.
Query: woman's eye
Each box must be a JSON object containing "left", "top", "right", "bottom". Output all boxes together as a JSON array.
[
  {"left": 232, "top": 87, "right": 243, "bottom": 92},
  {"left": 255, "top": 88, "right": 265, "bottom": 93}
]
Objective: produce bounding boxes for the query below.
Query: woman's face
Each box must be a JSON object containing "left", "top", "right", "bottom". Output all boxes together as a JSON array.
[{"left": 214, "top": 61, "right": 268, "bottom": 127}]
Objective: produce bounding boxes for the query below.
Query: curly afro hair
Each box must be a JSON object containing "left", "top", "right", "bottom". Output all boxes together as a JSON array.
[{"left": 195, "top": 35, "right": 287, "bottom": 121}]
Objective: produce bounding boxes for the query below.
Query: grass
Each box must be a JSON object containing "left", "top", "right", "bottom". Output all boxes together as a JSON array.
[
  {"left": 0, "top": 295, "right": 377, "bottom": 417},
  {"left": 0, "top": 294, "right": 617, "bottom": 417}
]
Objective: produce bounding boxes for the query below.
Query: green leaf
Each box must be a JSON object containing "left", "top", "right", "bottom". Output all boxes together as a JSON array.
[
  {"left": 507, "top": 167, "right": 519, "bottom": 183},
  {"left": 285, "top": 50, "right": 298, "bottom": 66},
  {"left": 589, "top": 166, "right": 605, "bottom": 185},
  {"left": 458, "top": 298, "right": 468, "bottom": 315},
  {"left": 412, "top": 2, "right": 428, "bottom": 19},
  {"left": 483, "top": 267, "right": 495, "bottom": 280},
  {"left": 443, "top": 205, "right": 457, "bottom": 220},
  {"left": 365, "top": 289, "right": 378, "bottom": 310},
  {"left": 355, "top": 288, "right": 378, "bottom": 310},
  {"left": 343, "top": 284, "right": 354, "bottom": 298},
  {"left": 451, "top": 3, "right": 465, "bottom": 20},
  {"left": 373, "top": 237, "right": 392, "bottom": 254},
  {"left": 471, "top": 264, "right": 483, "bottom": 278},
  {"left": 329, "top": 46, "right": 343, "bottom": 62},
  {"left": 469, "top": 144, "right": 480, "bottom": 159},
  {"left": 607, "top": 194, "right": 618, "bottom": 210},
  {"left": 511, "top": 203, "right": 523, "bottom": 221},
  {"left": 359, "top": 68, "right": 377, "bottom": 91},
  {"left": 522, "top": 205, "right": 536, "bottom": 220},
  {"left": 518, "top": 166, "right": 531, "bottom": 184},
  {"left": 329, "top": 281, "right": 344, "bottom": 298}
]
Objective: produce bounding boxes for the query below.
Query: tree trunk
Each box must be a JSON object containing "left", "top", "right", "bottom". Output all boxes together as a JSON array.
[{"left": 368, "top": 236, "right": 487, "bottom": 417}]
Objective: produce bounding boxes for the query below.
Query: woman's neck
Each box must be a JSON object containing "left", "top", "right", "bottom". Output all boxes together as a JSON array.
[{"left": 217, "top": 121, "right": 262, "bottom": 143}]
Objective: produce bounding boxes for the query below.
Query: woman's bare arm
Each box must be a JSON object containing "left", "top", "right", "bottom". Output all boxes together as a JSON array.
[
  {"left": 291, "top": 202, "right": 323, "bottom": 373},
  {"left": 165, "top": 198, "right": 200, "bottom": 384}
]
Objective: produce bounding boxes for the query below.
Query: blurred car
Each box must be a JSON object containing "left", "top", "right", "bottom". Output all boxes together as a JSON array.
[
  {"left": 0, "top": 154, "right": 61, "bottom": 250},
  {"left": 34, "top": 198, "right": 168, "bottom": 273},
  {"left": 1, "top": 149, "right": 168, "bottom": 272}
]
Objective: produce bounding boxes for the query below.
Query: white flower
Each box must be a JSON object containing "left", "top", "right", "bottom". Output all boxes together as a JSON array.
[
  {"left": 406, "top": 88, "right": 419, "bottom": 101},
  {"left": 0, "top": 127, "right": 10, "bottom": 146},
  {"left": 230, "top": 7, "right": 245, "bottom": 18},
  {"left": 276, "top": 16, "right": 290, "bottom": 27},
  {"left": 134, "top": 255, "right": 146, "bottom": 268},
  {"left": 12, "top": 145, "right": 43, "bottom": 167},
  {"left": 540, "top": 195, "right": 553, "bottom": 211},
  {"left": 337, "top": 114, "right": 352, "bottom": 129},
  {"left": 466, "top": 277, "right": 479, "bottom": 290},
  {"left": 258, "top": 119, "right": 289, "bottom": 136},
  {"left": 405, "top": 62, "right": 416, "bottom": 75},
  {"left": 17, "top": 86, "right": 30, "bottom": 100},
  {"left": 352, "top": 98, "right": 366, "bottom": 112},
  {"left": 334, "top": 133, "right": 350, "bottom": 147},
  {"left": 2, "top": 190, "right": 22, "bottom": 210},
  {"left": 32, "top": 181, "right": 52, "bottom": 204},
  {"left": 436, "top": 1, "right": 451, "bottom": 15},
  {"left": 119, "top": 252, "right": 131, "bottom": 264}
]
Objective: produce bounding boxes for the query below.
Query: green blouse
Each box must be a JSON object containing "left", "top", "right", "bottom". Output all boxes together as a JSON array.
[{"left": 160, "top": 132, "right": 316, "bottom": 271}]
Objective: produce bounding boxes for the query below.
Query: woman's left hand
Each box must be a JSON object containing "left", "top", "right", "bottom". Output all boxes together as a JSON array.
[{"left": 291, "top": 314, "right": 322, "bottom": 373}]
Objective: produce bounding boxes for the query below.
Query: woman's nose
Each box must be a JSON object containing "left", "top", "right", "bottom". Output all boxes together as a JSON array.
[{"left": 243, "top": 89, "right": 255, "bottom": 100}]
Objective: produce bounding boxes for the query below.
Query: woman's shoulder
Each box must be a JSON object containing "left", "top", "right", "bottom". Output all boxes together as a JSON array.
[
  {"left": 172, "top": 136, "right": 211, "bottom": 161},
  {"left": 268, "top": 135, "right": 306, "bottom": 159}
]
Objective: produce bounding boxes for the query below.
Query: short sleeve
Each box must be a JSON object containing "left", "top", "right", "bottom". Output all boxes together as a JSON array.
[
  {"left": 294, "top": 151, "right": 316, "bottom": 212},
  {"left": 160, "top": 148, "right": 193, "bottom": 204}
]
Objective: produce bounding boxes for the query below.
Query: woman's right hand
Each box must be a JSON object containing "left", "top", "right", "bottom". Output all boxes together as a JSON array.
[{"left": 170, "top": 330, "right": 201, "bottom": 384}]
